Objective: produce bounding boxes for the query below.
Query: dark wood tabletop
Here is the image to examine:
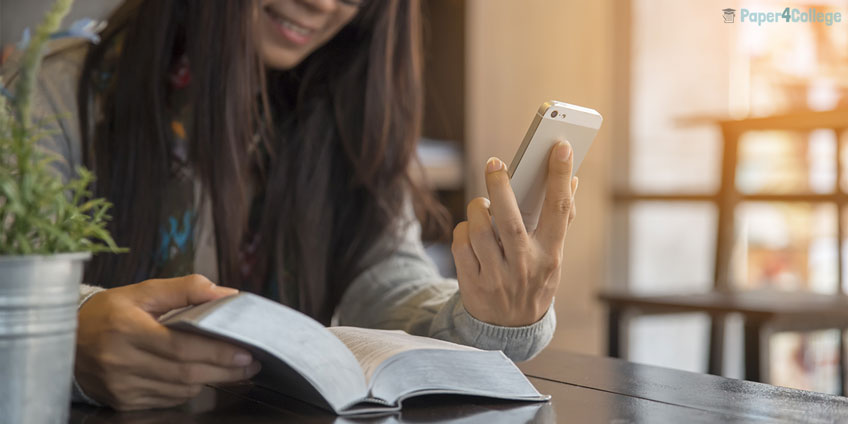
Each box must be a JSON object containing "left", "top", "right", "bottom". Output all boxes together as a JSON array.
[{"left": 69, "top": 348, "right": 848, "bottom": 423}]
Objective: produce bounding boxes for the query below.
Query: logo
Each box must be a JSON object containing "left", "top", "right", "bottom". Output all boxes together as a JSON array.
[{"left": 727, "top": 7, "right": 843, "bottom": 26}]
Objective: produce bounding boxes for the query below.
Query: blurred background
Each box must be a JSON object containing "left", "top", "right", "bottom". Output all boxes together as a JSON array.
[
  {"left": 416, "top": 0, "right": 848, "bottom": 396},
  {"left": 5, "top": 0, "right": 848, "bottom": 395}
]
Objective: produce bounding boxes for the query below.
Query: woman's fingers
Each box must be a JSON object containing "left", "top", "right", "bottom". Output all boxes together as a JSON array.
[
  {"left": 83, "top": 327, "right": 260, "bottom": 412},
  {"left": 131, "top": 314, "right": 254, "bottom": 368},
  {"left": 452, "top": 221, "right": 481, "bottom": 274},
  {"left": 484, "top": 157, "right": 530, "bottom": 261},
  {"left": 567, "top": 178, "right": 579, "bottom": 227},
  {"left": 535, "top": 141, "right": 575, "bottom": 252},
  {"left": 135, "top": 377, "right": 204, "bottom": 401},
  {"left": 466, "top": 197, "right": 504, "bottom": 265},
  {"left": 453, "top": 144, "right": 580, "bottom": 327},
  {"left": 129, "top": 348, "right": 261, "bottom": 386},
  {"left": 83, "top": 365, "right": 204, "bottom": 410},
  {"left": 76, "top": 276, "right": 260, "bottom": 410},
  {"left": 132, "top": 274, "right": 239, "bottom": 316}
]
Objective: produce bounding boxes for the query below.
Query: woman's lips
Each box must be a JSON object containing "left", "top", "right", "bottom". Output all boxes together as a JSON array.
[{"left": 264, "top": 7, "right": 316, "bottom": 46}]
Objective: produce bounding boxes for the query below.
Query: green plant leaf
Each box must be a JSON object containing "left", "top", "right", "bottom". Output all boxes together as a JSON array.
[{"left": 0, "top": 0, "right": 126, "bottom": 257}]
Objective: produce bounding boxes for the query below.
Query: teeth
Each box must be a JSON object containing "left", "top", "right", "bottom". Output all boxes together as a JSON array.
[
  {"left": 277, "top": 17, "right": 310, "bottom": 36},
  {"left": 265, "top": 7, "right": 312, "bottom": 37}
]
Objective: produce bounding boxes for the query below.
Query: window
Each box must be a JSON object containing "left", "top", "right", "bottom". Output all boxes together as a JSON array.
[{"left": 620, "top": 0, "right": 848, "bottom": 392}]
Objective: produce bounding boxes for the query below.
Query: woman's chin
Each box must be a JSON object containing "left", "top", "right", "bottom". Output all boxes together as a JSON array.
[{"left": 259, "top": 45, "right": 305, "bottom": 70}]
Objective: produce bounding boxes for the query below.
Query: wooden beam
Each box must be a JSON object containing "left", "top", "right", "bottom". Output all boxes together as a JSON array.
[
  {"left": 613, "top": 192, "right": 848, "bottom": 203},
  {"left": 676, "top": 109, "right": 848, "bottom": 132},
  {"left": 714, "top": 127, "right": 740, "bottom": 291}
]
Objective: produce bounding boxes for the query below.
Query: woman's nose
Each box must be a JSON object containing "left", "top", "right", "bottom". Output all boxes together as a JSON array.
[{"left": 298, "top": 0, "right": 340, "bottom": 15}]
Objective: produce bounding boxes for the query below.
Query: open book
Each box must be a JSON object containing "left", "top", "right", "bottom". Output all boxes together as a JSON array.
[{"left": 160, "top": 293, "right": 549, "bottom": 416}]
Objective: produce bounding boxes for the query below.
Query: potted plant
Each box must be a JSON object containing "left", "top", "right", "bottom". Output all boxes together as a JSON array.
[{"left": 0, "top": 0, "right": 123, "bottom": 422}]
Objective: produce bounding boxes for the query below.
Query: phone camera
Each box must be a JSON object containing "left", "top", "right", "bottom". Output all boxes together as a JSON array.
[{"left": 551, "top": 110, "right": 558, "bottom": 118}]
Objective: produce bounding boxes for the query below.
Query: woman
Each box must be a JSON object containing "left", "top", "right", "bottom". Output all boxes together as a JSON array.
[{"left": 21, "top": 0, "right": 577, "bottom": 410}]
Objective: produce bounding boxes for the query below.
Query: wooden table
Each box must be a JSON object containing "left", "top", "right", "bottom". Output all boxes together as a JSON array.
[
  {"left": 600, "top": 290, "right": 848, "bottom": 386},
  {"left": 69, "top": 348, "right": 848, "bottom": 423}
]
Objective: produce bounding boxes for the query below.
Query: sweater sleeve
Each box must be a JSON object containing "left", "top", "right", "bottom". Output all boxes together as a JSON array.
[
  {"left": 334, "top": 201, "right": 556, "bottom": 362},
  {"left": 71, "top": 285, "right": 105, "bottom": 405}
]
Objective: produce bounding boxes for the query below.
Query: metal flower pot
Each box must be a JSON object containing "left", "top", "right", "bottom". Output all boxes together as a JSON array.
[{"left": 0, "top": 252, "right": 90, "bottom": 424}]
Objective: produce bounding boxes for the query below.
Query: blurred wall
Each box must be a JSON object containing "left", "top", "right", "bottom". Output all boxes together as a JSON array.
[
  {"left": 0, "top": 0, "right": 121, "bottom": 46},
  {"left": 465, "top": 0, "right": 617, "bottom": 355}
]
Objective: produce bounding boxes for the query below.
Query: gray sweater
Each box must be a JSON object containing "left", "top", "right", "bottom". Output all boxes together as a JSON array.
[{"left": 8, "top": 40, "right": 555, "bottom": 403}]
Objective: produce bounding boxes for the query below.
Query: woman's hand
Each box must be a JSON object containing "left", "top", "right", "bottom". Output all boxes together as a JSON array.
[
  {"left": 452, "top": 141, "right": 578, "bottom": 327},
  {"left": 75, "top": 274, "right": 261, "bottom": 411}
]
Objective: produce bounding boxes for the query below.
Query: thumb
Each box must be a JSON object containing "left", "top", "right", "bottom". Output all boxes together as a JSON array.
[{"left": 132, "top": 274, "right": 238, "bottom": 315}]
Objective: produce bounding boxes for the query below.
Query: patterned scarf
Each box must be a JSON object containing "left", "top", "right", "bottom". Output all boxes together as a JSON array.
[{"left": 91, "top": 35, "right": 295, "bottom": 305}]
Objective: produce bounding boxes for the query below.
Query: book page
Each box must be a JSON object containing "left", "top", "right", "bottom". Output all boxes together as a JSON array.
[
  {"left": 369, "top": 349, "right": 547, "bottom": 405},
  {"left": 328, "top": 327, "right": 546, "bottom": 407},
  {"left": 327, "top": 326, "right": 477, "bottom": 381}
]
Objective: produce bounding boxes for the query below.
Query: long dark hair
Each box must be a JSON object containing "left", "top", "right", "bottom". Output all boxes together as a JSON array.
[{"left": 78, "top": 0, "right": 448, "bottom": 323}]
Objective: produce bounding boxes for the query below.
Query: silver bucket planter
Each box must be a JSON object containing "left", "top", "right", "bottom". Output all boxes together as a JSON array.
[{"left": 0, "top": 252, "right": 90, "bottom": 424}]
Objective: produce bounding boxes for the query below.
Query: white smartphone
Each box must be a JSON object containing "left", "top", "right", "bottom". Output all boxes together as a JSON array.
[{"left": 507, "top": 100, "right": 603, "bottom": 231}]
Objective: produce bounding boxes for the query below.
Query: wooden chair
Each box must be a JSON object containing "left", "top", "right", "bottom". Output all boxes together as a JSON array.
[{"left": 601, "top": 108, "right": 848, "bottom": 393}]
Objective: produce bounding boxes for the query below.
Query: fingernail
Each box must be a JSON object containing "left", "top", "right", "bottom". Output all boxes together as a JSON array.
[
  {"left": 234, "top": 352, "right": 252, "bottom": 366},
  {"left": 556, "top": 142, "right": 572, "bottom": 162},
  {"left": 573, "top": 177, "right": 580, "bottom": 193},
  {"left": 486, "top": 157, "right": 505, "bottom": 173}
]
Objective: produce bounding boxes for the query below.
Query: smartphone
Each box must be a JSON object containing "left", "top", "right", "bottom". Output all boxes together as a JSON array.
[{"left": 507, "top": 100, "right": 603, "bottom": 231}]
